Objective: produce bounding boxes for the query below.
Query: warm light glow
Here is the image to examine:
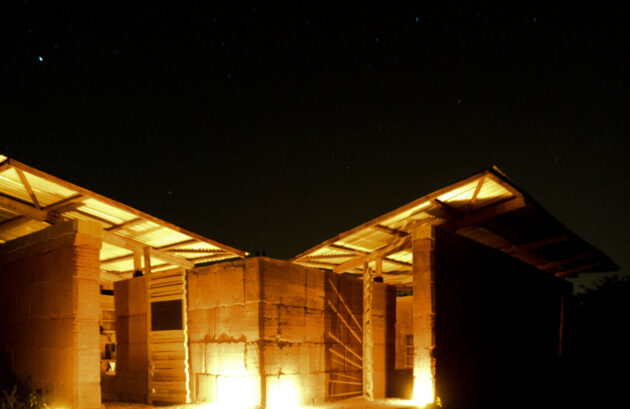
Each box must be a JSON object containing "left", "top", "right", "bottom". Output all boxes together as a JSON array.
[
  {"left": 413, "top": 373, "right": 435, "bottom": 407},
  {"left": 216, "top": 375, "right": 258, "bottom": 409},
  {"left": 266, "top": 376, "right": 302, "bottom": 409}
]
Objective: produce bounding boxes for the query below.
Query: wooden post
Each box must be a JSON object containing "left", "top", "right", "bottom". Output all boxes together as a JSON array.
[
  {"left": 134, "top": 252, "right": 142, "bottom": 272},
  {"left": 143, "top": 246, "right": 152, "bottom": 276},
  {"left": 363, "top": 262, "right": 374, "bottom": 400},
  {"left": 143, "top": 246, "right": 152, "bottom": 404},
  {"left": 412, "top": 223, "right": 436, "bottom": 405}
]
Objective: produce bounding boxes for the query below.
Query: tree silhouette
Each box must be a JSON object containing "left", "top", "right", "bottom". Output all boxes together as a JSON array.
[{"left": 563, "top": 275, "right": 630, "bottom": 405}]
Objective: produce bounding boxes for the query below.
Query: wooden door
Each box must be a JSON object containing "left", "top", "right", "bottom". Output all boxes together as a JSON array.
[{"left": 147, "top": 267, "right": 190, "bottom": 404}]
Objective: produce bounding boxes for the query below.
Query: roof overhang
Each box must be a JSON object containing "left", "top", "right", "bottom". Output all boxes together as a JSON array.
[
  {"left": 291, "top": 166, "right": 618, "bottom": 287},
  {"left": 0, "top": 155, "right": 248, "bottom": 278}
]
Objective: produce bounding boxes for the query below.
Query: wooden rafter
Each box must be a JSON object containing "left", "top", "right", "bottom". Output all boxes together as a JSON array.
[
  {"left": 5, "top": 157, "right": 247, "bottom": 258},
  {"left": 303, "top": 253, "right": 358, "bottom": 260},
  {"left": 333, "top": 236, "right": 411, "bottom": 274},
  {"left": 555, "top": 261, "right": 605, "bottom": 278},
  {"left": 371, "top": 224, "right": 408, "bottom": 237},
  {"left": 0, "top": 194, "right": 48, "bottom": 221},
  {"left": 501, "top": 234, "right": 569, "bottom": 254},
  {"left": 292, "top": 170, "right": 493, "bottom": 261},
  {"left": 328, "top": 243, "right": 367, "bottom": 255},
  {"left": 165, "top": 248, "right": 228, "bottom": 254},
  {"left": 432, "top": 198, "right": 461, "bottom": 218},
  {"left": 15, "top": 168, "right": 40, "bottom": 209},
  {"left": 102, "top": 231, "right": 194, "bottom": 269},
  {"left": 43, "top": 194, "right": 85, "bottom": 212},
  {"left": 446, "top": 196, "right": 527, "bottom": 231},
  {"left": 467, "top": 176, "right": 485, "bottom": 212},
  {"left": 540, "top": 252, "right": 594, "bottom": 271},
  {"left": 106, "top": 217, "right": 144, "bottom": 232},
  {"left": 156, "top": 239, "right": 198, "bottom": 251},
  {"left": 101, "top": 253, "right": 135, "bottom": 265}
]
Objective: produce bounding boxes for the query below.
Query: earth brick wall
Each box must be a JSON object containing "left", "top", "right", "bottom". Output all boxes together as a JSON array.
[{"left": 0, "top": 220, "right": 102, "bottom": 409}]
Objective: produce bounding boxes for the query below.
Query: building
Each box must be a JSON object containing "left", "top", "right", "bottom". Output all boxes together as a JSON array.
[{"left": 0, "top": 155, "right": 617, "bottom": 408}]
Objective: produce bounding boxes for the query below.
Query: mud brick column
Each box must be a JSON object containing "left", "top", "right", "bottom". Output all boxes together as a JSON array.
[
  {"left": 0, "top": 220, "right": 102, "bottom": 409},
  {"left": 411, "top": 223, "right": 436, "bottom": 405}
]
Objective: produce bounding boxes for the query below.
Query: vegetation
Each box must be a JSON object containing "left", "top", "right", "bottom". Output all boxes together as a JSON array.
[
  {"left": 562, "top": 275, "right": 630, "bottom": 406},
  {"left": 0, "top": 364, "right": 48, "bottom": 409}
]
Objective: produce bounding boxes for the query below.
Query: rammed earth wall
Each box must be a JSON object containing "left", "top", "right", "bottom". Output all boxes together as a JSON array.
[{"left": 0, "top": 220, "right": 102, "bottom": 409}]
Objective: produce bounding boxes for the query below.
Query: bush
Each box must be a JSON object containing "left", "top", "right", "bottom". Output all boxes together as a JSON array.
[{"left": 0, "top": 379, "right": 49, "bottom": 409}]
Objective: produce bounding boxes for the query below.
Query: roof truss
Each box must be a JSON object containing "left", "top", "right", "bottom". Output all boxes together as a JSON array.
[{"left": 0, "top": 156, "right": 247, "bottom": 276}]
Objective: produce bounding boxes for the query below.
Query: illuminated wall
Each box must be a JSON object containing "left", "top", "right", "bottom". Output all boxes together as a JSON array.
[
  {"left": 187, "top": 257, "right": 395, "bottom": 408},
  {"left": 114, "top": 276, "right": 148, "bottom": 402},
  {"left": 0, "top": 220, "right": 102, "bottom": 409}
]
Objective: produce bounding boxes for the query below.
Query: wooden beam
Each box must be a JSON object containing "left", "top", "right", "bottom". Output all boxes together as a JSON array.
[
  {"left": 15, "top": 168, "right": 40, "bottom": 209},
  {"left": 164, "top": 248, "right": 227, "bottom": 254},
  {"left": 106, "top": 217, "right": 144, "bottom": 232},
  {"left": 363, "top": 262, "right": 374, "bottom": 399},
  {"left": 134, "top": 252, "right": 142, "bottom": 271},
  {"left": 540, "top": 252, "right": 594, "bottom": 272},
  {"left": 555, "top": 261, "right": 605, "bottom": 278},
  {"left": 102, "top": 231, "right": 194, "bottom": 269},
  {"left": 143, "top": 246, "right": 152, "bottom": 276},
  {"left": 328, "top": 332, "right": 363, "bottom": 362},
  {"left": 328, "top": 243, "right": 367, "bottom": 255},
  {"left": 291, "top": 171, "right": 493, "bottom": 262},
  {"left": 329, "top": 348, "right": 362, "bottom": 370},
  {"left": 7, "top": 157, "right": 247, "bottom": 258},
  {"left": 327, "top": 299, "right": 362, "bottom": 344},
  {"left": 331, "top": 373, "right": 362, "bottom": 381},
  {"left": 467, "top": 177, "right": 485, "bottom": 212},
  {"left": 43, "top": 194, "right": 85, "bottom": 212},
  {"left": 371, "top": 224, "right": 408, "bottom": 237},
  {"left": 303, "top": 253, "right": 358, "bottom": 260},
  {"left": 156, "top": 239, "right": 198, "bottom": 251},
  {"left": 101, "top": 253, "right": 135, "bottom": 265},
  {"left": 0, "top": 215, "right": 43, "bottom": 232},
  {"left": 328, "top": 278, "right": 363, "bottom": 333},
  {"left": 329, "top": 379, "right": 362, "bottom": 386},
  {"left": 328, "top": 391, "right": 363, "bottom": 398},
  {"left": 375, "top": 257, "right": 383, "bottom": 279},
  {"left": 432, "top": 198, "right": 461, "bottom": 218},
  {"left": 0, "top": 159, "right": 11, "bottom": 173},
  {"left": 0, "top": 194, "right": 50, "bottom": 221},
  {"left": 71, "top": 208, "right": 117, "bottom": 227},
  {"left": 501, "top": 234, "right": 569, "bottom": 255},
  {"left": 333, "top": 235, "right": 411, "bottom": 274},
  {"left": 446, "top": 196, "right": 527, "bottom": 231},
  {"left": 487, "top": 170, "right": 523, "bottom": 199}
]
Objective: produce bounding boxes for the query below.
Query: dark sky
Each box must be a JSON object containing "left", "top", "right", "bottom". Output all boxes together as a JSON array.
[{"left": 1, "top": 3, "right": 628, "bottom": 286}]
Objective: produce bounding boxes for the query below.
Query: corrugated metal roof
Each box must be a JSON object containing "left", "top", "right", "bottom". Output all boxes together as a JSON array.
[
  {"left": 292, "top": 166, "right": 618, "bottom": 287},
  {"left": 0, "top": 155, "right": 247, "bottom": 280}
]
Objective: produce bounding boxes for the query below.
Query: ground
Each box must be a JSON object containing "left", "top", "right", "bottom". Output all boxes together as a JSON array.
[{"left": 103, "top": 398, "right": 418, "bottom": 409}]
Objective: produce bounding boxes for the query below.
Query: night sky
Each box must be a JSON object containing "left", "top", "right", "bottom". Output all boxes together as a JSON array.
[{"left": 1, "top": 3, "right": 628, "bottom": 288}]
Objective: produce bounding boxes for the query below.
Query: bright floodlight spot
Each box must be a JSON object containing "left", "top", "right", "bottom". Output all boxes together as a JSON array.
[{"left": 38, "top": 56, "right": 44, "bottom": 62}]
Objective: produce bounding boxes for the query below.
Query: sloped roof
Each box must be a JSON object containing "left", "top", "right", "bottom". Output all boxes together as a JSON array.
[
  {"left": 0, "top": 155, "right": 247, "bottom": 277},
  {"left": 291, "top": 166, "right": 618, "bottom": 287}
]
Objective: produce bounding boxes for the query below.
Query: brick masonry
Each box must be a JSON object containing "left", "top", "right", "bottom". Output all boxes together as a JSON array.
[
  {"left": 0, "top": 220, "right": 102, "bottom": 409},
  {"left": 187, "top": 257, "right": 395, "bottom": 407}
]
